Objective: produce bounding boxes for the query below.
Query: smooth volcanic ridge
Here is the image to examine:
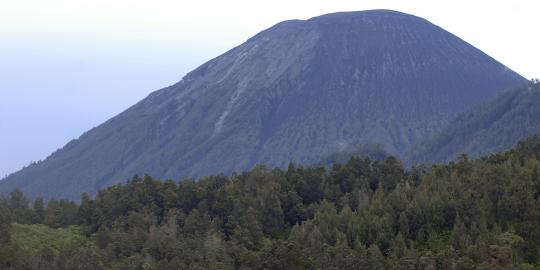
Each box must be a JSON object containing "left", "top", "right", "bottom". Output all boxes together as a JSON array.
[{"left": 0, "top": 10, "right": 526, "bottom": 200}]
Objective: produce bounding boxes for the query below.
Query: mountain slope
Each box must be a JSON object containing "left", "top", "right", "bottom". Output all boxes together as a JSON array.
[
  {"left": 408, "top": 81, "right": 540, "bottom": 164},
  {"left": 0, "top": 10, "right": 526, "bottom": 200}
]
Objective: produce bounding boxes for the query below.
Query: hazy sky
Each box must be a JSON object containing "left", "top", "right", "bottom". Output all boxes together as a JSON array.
[{"left": 1, "top": 0, "right": 539, "bottom": 177}]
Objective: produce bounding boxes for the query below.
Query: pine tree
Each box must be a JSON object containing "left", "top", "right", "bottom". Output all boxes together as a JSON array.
[
  {"left": 8, "top": 188, "right": 28, "bottom": 210},
  {"left": 451, "top": 214, "right": 469, "bottom": 252},
  {"left": 366, "top": 244, "right": 386, "bottom": 269},
  {"left": 0, "top": 199, "right": 11, "bottom": 244},
  {"left": 33, "top": 198, "right": 45, "bottom": 224}
]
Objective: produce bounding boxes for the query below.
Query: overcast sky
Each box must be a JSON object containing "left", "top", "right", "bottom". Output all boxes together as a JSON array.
[{"left": 1, "top": 0, "right": 539, "bottom": 178}]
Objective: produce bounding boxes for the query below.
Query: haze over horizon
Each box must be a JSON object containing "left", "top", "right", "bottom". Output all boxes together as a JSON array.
[{"left": 1, "top": 0, "right": 539, "bottom": 178}]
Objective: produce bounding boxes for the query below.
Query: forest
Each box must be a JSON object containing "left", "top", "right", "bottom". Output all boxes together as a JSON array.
[{"left": 1, "top": 136, "right": 540, "bottom": 269}]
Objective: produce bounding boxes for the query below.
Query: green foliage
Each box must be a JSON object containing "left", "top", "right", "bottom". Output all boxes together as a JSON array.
[
  {"left": 0, "top": 198, "right": 11, "bottom": 242},
  {"left": 6, "top": 223, "right": 104, "bottom": 270},
  {"left": 10, "top": 223, "right": 88, "bottom": 252},
  {"left": 2, "top": 136, "right": 540, "bottom": 268},
  {"left": 8, "top": 188, "right": 34, "bottom": 224},
  {"left": 43, "top": 199, "right": 80, "bottom": 228},
  {"left": 32, "top": 198, "right": 45, "bottom": 224}
]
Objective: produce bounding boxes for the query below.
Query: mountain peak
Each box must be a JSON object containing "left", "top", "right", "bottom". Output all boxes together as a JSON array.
[
  {"left": 0, "top": 10, "right": 526, "bottom": 200},
  {"left": 309, "top": 9, "right": 420, "bottom": 20}
]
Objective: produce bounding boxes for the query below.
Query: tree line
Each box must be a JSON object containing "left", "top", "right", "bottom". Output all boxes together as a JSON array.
[{"left": 1, "top": 136, "right": 540, "bottom": 269}]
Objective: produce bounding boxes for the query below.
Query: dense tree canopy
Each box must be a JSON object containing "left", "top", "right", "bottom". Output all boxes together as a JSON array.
[{"left": 1, "top": 136, "right": 540, "bottom": 269}]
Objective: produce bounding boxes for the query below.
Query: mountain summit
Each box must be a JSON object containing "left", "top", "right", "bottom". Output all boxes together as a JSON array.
[{"left": 0, "top": 10, "right": 526, "bottom": 200}]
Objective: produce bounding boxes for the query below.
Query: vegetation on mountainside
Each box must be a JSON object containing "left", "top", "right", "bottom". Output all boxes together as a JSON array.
[
  {"left": 1, "top": 136, "right": 540, "bottom": 269},
  {"left": 10, "top": 224, "right": 89, "bottom": 252},
  {"left": 409, "top": 80, "right": 540, "bottom": 165}
]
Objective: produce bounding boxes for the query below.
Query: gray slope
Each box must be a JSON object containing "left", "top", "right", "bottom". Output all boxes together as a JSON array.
[
  {"left": 0, "top": 10, "right": 526, "bottom": 200},
  {"left": 408, "top": 81, "right": 540, "bottom": 164}
]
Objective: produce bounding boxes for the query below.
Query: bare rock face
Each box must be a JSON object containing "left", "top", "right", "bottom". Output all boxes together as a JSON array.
[{"left": 0, "top": 10, "right": 525, "bottom": 200}]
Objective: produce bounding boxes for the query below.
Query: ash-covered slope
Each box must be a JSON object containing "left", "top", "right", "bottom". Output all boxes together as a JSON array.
[
  {"left": 408, "top": 81, "right": 540, "bottom": 164},
  {"left": 0, "top": 10, "right": 526, "bottom": 200}
]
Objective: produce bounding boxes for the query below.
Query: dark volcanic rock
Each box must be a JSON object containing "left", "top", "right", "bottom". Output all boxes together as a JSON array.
[{"left": 0, "top": 10, "right": 526, "bottom": 200}]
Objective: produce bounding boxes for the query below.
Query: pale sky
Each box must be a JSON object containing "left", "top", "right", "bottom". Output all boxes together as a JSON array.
[{"left": 1, "top": 0, "right": 539, "bottom": 177}]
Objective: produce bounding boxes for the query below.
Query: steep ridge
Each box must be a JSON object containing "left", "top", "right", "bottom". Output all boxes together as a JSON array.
[
  {"left": 408, "top": 80, "right": 540, "bottom": 164},
  {"left": 0, "top": 10, "right": 526, "bottom": 200}
]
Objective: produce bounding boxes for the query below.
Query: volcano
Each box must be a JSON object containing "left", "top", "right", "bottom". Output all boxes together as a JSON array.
[{"left": 0, "top": 10, "right": 526, "bottom": 200}]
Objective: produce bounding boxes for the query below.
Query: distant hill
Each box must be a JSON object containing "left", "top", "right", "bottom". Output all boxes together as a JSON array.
[
  {"left": 0, "top": 10, "right": 525, "bottom": 200},
  {"left": 408, "top": 80, "right": 540, "bottom": 164}
]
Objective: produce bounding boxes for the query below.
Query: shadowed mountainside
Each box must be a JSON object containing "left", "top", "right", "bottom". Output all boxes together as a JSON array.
[{"left": 408, "top": 80, "right": 540, "bottom": 164}]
